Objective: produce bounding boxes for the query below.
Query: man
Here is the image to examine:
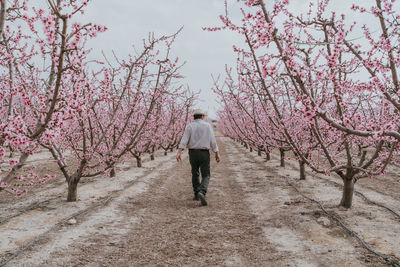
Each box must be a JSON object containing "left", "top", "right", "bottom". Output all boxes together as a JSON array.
[{"left": 176, "top": 109, "right": 220, "bottom": 206}]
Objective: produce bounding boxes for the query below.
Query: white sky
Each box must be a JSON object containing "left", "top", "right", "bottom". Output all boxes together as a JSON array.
[{"left": 78, "top": 0, "right": 245, "bottom": 119}]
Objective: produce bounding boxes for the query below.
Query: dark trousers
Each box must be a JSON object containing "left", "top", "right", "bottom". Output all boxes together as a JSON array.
[{"left": 189, "top": 149, "right": 210, "bottom": 196}]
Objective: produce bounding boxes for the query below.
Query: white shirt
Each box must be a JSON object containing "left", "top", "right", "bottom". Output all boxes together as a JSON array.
[{"left": 179, "top": 119, "right": 219, "bottom": 152}]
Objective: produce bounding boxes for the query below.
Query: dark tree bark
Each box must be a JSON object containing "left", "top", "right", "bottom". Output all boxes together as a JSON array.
[
  {"left": 299, "top": 160, "right": 306, "bottom": 180},
  {"left": 136, "top": 156, "right": 142, "bottom": 168},
  {"left": 279, "top": 148, "right": 285, "bottom": 167},
  {"left": 340, "top": 178, "right": 355, "bottom": 208},
  {"left": 67, "top": 179, "right": 79, "bottom": 202},
  {"left": 150, "top": 147, "right": 155, "bottom": 160}
]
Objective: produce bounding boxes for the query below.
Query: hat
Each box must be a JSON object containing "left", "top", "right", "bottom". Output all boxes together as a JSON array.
[{"left": 193, "top": 109, "right": 206, "bottom": 116}]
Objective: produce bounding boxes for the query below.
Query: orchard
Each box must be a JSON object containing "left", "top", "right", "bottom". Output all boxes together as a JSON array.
[
  {"left": 0, "top": 0, "right": 399, "bottom": 266},
  {"left": 213, "top": 0, "right": 400, "bottom": 208},
  {"left": 0, "top": 0, "right": 194, "bottom": 201}
]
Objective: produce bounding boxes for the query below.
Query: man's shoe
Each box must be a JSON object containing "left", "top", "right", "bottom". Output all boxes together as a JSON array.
[
  {"left": 193, "top": 194, "right": 199, "bottom": 201},
  {"left": 197, "top": 192, "right": 207, "bottom": 206}
]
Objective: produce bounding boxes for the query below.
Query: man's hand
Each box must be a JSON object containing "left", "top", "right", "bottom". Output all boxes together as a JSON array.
[
  {"left": 215, "top": 152, "right": 221, "bottom": 163},
  {"left": 176, "top": 149, "right": 183, "bottom": 162}
]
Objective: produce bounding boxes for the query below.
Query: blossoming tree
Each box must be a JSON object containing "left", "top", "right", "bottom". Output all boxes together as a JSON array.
[
  {"left": 212, "top": 0, "right": 398, "bottom": 208},
  {"left": 1, "top": 0, "right": 195, "bottom": 201},
  {"left": 0, "top": 0, "right": 106, "bottom": 196}
]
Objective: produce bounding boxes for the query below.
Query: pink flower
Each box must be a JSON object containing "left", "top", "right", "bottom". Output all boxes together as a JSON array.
[{"left": 9, "top": 159, "right": 19, "bottom": 166}]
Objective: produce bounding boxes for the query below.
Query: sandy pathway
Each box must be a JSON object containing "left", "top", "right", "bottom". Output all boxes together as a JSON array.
[
  {"left": 4, "top": 137, "right": 395, "bottom": 266},
  {"left": 40, "top": 138, "right": 275, "bottom": 266}
]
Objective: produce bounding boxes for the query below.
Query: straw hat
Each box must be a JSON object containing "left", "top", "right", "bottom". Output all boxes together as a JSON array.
[{"left": 193, "top": 109, "right": 206, "bottom": 116}]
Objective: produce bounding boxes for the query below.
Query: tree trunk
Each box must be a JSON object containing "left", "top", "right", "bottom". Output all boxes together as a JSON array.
[
  {"left": 136, "top": 156, "right": 142, "bottom": 168},
  {"left": 67, "top": 179, "right": 79, "bottom": 202},
  {"left": 265, "top": 152, "right": 270, "bottom": 161},
  {"left": 258, "top": 150, "right": 262, "bottom": 156},
  {"left": 170, "top": 148, "right": 173, "bottom": 152},
  {"left": 110, "top": 168, "right": 116, "bottom": 177},
  {"left": 164, "top": 150, "right": 168, "bottom": 156},
  {"left": 249, "top": 147, "right": 253, "bottom": 152},
  {"left": 299, "top": 160, "right": 306, "bottom": 180},
  {"left": 150, "top": 154, "right": 155, "bottom": 160},
  {"left": 244, "top": 143, "right": 248, "bottom": 149},
  {"left": 340, "top": 178, "right": 355, "bottom": 208},
  {"left": 279, "top": 148, "right": 285, "bottom": 167}
]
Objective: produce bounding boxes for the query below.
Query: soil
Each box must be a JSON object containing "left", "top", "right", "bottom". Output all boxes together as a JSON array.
[{"left": 1, "top": 138, "right": 399, "bottom": 266}]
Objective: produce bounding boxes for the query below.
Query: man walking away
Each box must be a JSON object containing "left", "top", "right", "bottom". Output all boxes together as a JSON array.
[{"left": 176, "top": 109, "right": 220, "bottom": 206}]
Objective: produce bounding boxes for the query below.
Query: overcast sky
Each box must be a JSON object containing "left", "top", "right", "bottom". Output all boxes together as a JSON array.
[
  {"left": 65, "top": 0, "right": 394, "bottom": 119},
  {"left": 77, "top": 0, "right": 245, "bottom": 119}
]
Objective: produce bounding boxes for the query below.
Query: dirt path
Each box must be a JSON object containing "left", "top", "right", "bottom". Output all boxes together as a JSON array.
[
  {"left": 4, "top": 137, "right": 397, "bottom": 266},
  {"left": 15, "top": 138, "right": 274, "bottom": 266}
]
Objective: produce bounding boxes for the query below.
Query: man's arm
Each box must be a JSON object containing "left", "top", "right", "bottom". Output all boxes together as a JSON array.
[
  {"left": 176, "top": 148, "right": 184, "bottom": 162},
  {"left": 176, "top": 125, "right": 190, "bottom": 162},
  {"left": 215, "top": 151, "right": 221, "bottom": 163},
  {"left": 209, "top": 125, "right": 220, "bottom": 163}
]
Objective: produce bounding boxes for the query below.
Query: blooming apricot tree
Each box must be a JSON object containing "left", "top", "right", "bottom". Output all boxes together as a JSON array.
[
  {"left": 0, "top": 0, "right": 106, "bottom": 196},
  {"left": 0, "top": 1, "right": 194, "bottom": 201},
  {"left": 213, "top": 0, "right": 399, "bottom": 207},
  {"left": 43, "top": 30, "right": 193, "bottom": 201}
]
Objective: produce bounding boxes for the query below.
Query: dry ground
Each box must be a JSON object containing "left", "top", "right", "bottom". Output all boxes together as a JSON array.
[{"left": 1, "top": 137, "right": 399, "bottom": 266}]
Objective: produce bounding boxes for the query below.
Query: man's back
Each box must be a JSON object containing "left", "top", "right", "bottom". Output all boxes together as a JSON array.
[{"left": 179, "top": 119, "right": 218, "bottom": 152}]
